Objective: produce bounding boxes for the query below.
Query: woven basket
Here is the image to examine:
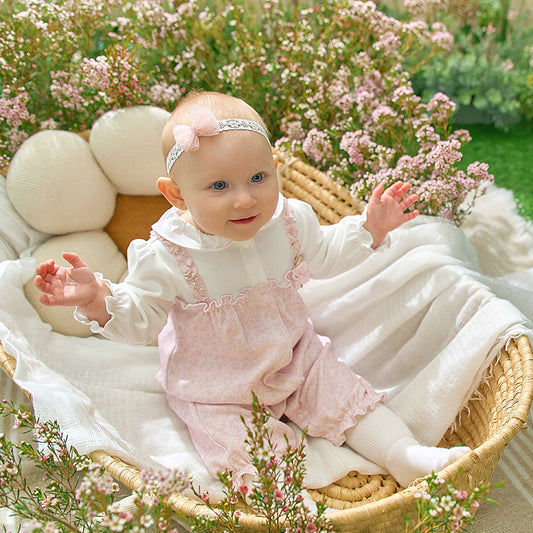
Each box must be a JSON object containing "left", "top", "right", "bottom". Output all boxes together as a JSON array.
[{"left": 1, "top": 149, "right": 533, "bottom": 532}]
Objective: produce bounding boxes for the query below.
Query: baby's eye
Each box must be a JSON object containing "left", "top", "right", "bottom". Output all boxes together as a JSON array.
[
  {"left": 211, "top": 180, "right": 228, "bottom": 190},
  {"left": 251, "top": 173, "right": 264, "bottom": 183}
]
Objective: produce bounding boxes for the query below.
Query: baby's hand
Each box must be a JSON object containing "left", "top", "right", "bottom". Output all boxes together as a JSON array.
[
  {"left": 34, "top": 252, "right": 99, "bottom": 308},
  {"left": 364, "top": 182, "right": 419, "bottom": 249}
]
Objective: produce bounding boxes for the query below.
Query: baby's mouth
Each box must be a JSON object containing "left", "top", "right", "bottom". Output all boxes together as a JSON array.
[{"left": 231, "top": 216, "right": 257, "bottom": 225}]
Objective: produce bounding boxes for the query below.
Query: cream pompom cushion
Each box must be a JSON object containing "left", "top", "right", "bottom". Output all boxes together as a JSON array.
[
  {"left": 90, "top": 106, "right": 170, "bottom": 195},
  {"left": 6, "top": 131, "right": 117, "bottom": 234},
  {"left": 24, "top": 231, "right": 127, "bottom": 337},
  {"left": 5, "top": 105, "right": 171, "bottom": 336}
]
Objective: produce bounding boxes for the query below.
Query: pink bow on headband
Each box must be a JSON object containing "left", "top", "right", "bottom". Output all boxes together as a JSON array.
[{"left": 172, "top": 105, "right": 220, "bottom": 152}]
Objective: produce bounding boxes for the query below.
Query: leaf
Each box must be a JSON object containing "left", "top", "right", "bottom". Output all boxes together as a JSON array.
[
  {"left": 458, "top": 92, "right": 473, "bottom": 106},
  {"left": 486, "top": 88, "right": 503, "bottom": 104},
  {"left": 473, "top": 95, "right": 488, "bottom": 109}
]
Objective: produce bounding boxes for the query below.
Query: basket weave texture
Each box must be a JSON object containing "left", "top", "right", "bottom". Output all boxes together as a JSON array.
[{"left": 1, "top": 150, "right": 533, "bottom": 531}]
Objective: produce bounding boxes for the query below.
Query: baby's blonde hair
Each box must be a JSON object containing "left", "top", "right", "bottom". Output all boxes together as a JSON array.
[{"left": 161, "top": 91, "right": 269, "bottom": 160}]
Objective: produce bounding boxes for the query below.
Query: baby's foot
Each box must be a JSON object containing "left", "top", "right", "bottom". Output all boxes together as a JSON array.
[{"left": 386, "top": 437, "right": 470, "bottom": 487}]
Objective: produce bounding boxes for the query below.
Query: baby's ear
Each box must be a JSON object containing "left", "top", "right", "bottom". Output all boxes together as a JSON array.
[
  {"left": 157, "top": 177, "right": 187, "bottom": 210},
  {"left": 273, "top": 154, "right": 278, "bottom": 168}
]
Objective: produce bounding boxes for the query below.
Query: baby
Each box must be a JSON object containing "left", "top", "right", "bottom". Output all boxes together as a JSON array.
[{"left": 35, "top": 90, "right": 469, "bottom": 491}]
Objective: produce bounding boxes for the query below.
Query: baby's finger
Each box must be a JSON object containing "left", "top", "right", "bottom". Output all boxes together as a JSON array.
[
  {"left": 34, "top": 273, "right": 55, "bottom": 294},
  {"left": 401, "top": 193, "right": 419, "bottom": 210},
  {"left": 62, "top": 252, "right": 89, "bottom": 269},
  {"left": 35, "top": 259, "right": 57, "bottom": 276},
  {"left": 38, "top": 292, "right": 59, "bottom": 307},
  {"left": 395, "top": 182, "right": 413, "bottom": 199},
  {"left": 384, "top": 181, "right": 404, "bottom": 197},
  {"left": 404, "top": 209, "right": 419, "bottom": 221},
  {"left": 34, "top": 275, "right": 45, "bottom": 291},
  {"left": 371, "top": 182, "right": 385, "bottom": 202}
]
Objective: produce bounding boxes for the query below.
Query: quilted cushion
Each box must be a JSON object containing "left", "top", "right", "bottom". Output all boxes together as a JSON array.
[
  {"left": 6, "top": 131, "right": 116, "bottom": 234},
  {"left": 90, "top": 106, "right": 170, "bottom": 195}
]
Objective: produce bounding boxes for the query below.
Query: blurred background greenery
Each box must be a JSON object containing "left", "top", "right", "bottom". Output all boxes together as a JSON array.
[{"left": 457, "top": 121, "right": 533, "bottom": 220}]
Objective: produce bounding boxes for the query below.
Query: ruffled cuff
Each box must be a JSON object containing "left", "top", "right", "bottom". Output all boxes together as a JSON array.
[{"left": 73, "top": 273, "right": 117, "bottom": 335}]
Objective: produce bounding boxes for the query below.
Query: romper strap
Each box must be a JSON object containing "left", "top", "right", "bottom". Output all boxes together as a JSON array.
[
  {"left": 151, "top": 230, "right": 210, "bottom": 303},
  {"left": 280, "top": 199, "right": 304, "bottom": 268}
]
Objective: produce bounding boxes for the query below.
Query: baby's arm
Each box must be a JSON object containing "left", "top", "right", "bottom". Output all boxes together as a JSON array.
[
  {"left": 363, "top": 182, "right": 419, "bottom": 249},
  {"left": 34, "top": 252, "right": 112, "bottom": 327}
]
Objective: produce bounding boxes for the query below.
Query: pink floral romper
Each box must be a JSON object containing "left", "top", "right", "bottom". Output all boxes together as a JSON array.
[{"left": 154, "top": 200, "right": 383, "bottom": 484}]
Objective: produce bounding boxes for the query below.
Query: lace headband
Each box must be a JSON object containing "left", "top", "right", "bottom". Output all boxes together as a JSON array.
[{"left": 166, "top": 104, "right": 270, "bottom": 174}]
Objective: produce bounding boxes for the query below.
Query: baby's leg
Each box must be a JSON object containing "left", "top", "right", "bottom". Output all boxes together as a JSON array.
[{"left": 344, "top": 404, "right": 470, "bottom": 487}]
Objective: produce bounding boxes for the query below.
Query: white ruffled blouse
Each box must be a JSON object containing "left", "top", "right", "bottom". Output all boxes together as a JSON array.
[{"left": 77, "top": 194, "right": 387, "bottom": 345}]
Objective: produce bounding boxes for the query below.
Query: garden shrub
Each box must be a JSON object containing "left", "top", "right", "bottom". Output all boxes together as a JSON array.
[{"left": 0, "top": 0, "right": 497, "bottom": 223}]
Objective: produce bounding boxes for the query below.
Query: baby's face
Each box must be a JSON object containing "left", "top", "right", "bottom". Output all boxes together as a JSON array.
[{"left": 171, "top": 130, "right": 279, "bottom": 241}]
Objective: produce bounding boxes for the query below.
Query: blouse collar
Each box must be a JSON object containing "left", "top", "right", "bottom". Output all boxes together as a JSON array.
[{"left": 151, "top": 193, "right": 285, "bottom": 250}]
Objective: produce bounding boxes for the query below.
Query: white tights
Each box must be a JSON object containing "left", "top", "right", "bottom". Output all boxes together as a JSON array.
[{"left": 344, "top": 404, "right": 470, "bottom": 487}]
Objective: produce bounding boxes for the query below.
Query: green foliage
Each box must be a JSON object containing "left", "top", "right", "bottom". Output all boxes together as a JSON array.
[
  {"left": 410, "top": 0, "right": 533, "bottom": 129},
  {"left": 414, "top": 47, "right": 522, "bottom": 125}
]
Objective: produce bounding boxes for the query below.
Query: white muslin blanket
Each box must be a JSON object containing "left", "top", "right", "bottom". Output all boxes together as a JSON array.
[{"left": 1, "top": 182, "right": 532, "bottom": 499}]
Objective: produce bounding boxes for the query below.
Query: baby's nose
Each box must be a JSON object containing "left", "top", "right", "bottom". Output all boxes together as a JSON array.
[{"left": 234, "top": 188, "right": 256, "bottom": 208}]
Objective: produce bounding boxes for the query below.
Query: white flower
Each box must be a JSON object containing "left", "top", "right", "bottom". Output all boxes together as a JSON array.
[{"left": 140, "top": 514, "right": 154, "bottom": 528}]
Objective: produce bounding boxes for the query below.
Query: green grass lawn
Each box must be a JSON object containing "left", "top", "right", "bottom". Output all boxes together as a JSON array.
[{"left": 456, "top": 121, "right": 533, "bottom": 221}]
